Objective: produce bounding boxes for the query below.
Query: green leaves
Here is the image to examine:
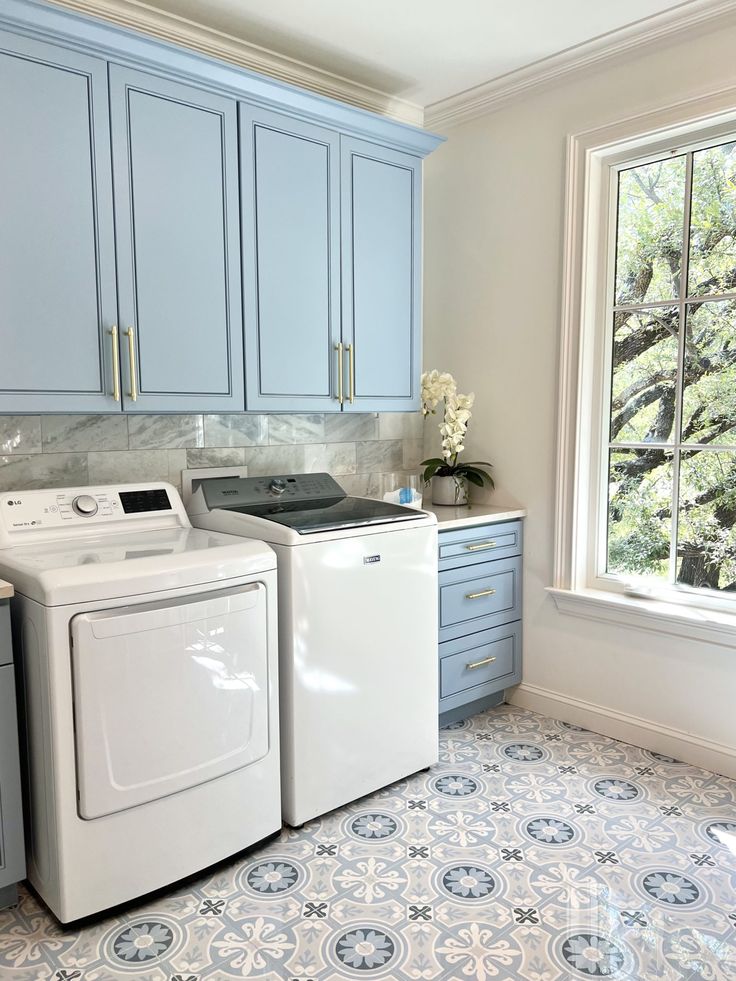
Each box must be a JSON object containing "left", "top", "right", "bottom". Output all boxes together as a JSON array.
[
  {"left": 420, "top": 458, "right": 495, "bottom": 489},
  {"left": 420, "top": 457, "right": 448, "bottom": 483},
  {"left": 454, "top": 464, "right": 495, "bottom": 490}
]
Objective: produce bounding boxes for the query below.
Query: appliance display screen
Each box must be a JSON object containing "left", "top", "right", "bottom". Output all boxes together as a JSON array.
[{"left": 119, "top": 489, "right": 172, "bottom": 514}]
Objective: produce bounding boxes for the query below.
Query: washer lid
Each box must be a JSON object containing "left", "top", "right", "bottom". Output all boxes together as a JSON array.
[
  {"left": 222, "top": 495, "right": 422, "bottom": 534},
  {"left": 0, "top": 528, "right": 275, "bottom": 606}
]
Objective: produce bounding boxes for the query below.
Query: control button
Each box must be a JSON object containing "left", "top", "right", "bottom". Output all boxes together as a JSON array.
[
  {"left": 72, "top": 494, "right": 98, "bottom": 517},
  {"left": 268, "top": 478, "right": 288, "bottom": 496}
]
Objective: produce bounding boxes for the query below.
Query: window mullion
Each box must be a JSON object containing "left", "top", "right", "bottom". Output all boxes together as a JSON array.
[{"left": 669, "top": 152, "right": 695, "bottom": 585}]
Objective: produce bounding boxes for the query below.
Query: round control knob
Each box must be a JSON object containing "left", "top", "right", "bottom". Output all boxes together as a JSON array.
[
  {"left": 268, "top": 478, "right": 288, "bottom": 496},
  {"left": 72, "top": 494, "right": 98, "bottom": 517}
]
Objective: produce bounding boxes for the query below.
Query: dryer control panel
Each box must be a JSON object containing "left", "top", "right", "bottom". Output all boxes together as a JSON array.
[{"left": 0, "top": 483, "right": 189, "bottom": 548}]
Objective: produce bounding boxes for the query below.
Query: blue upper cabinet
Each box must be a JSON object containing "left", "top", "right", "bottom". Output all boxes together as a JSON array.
[
  {"left": 242, "top": 118, "right": 423, "bottom": 413},
  {"left": 341, "top": 139, "right": 421, "bottom": 412},
  {"left": 0, "top": 31, "right": 119, "bottom": 413},
  {"left": 0, "top": 0, "right": 443, "bottom": 416},
  {"left": 241, "top": 108, "right": 341, "bottom": 412},
  {"left": 109, "top": 66, "right": 244, "bottom": 412}
]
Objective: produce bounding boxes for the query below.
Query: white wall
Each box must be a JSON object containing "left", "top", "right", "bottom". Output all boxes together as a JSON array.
[{"left": 423, "top": 21, "right": 736, "bottom": 774}]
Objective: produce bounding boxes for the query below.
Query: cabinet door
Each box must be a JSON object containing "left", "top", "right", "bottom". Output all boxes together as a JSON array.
[
  {"left": 341, "top": 138, "right": 421, "bottom": 412},
  {"left": 0, "top": 31, "right": 118, "bottom": 413},
  {"left": 241, "top": 107, "right": 341, "bottom": 411},
  {"left": 110, "top": 67, "right": 243, "bottom": 412}
]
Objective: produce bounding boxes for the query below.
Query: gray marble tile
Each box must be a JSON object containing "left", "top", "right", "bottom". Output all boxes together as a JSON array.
[
  {"left": 41, "top": 415, "right": 128, "bottom": 452},
  {"left": 0, "top": 453, "right": 88, "bottom": 491},
  {"left": 203, "top": 414, "right": 268, "bottom": 447},
  {"left": 244, "top": 445, "right": 306, "bottom": 476},
  {"left": 0, "top": 416, "right": 42, "bottom": 455},
  {"left": 402, "top": 438, "right": 426, "bottom": 470},
  {"left": 340, "top": 472, "right": 382, "bottom": 497},
  {"left": 127, "top": 415, "right": 204, "bottom": 449},
  {"left": 323, "top": 413, "right": 378, "bottom": 442},
  {"left": 167, "top": 449, "right": 188, "bottom": 491},
  {"left": 268, "top": 414, "right": 325, "bottom": 444},
  {"left": 304, "top": 442, "right": 357, "bottom": 475},
  {"left": 378, "top": 411, "right": 424, "bottom": 440},
  {"left": 87, "top": 450, "right": 170, "bottom": 485},
  {"left": 186, "top": 447, "right": 246, "bottom": 468},
  {"left": 356, "top": 439, "right": 404, "bottom": 473}
]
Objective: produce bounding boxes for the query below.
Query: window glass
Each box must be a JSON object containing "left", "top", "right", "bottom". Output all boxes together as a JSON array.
[
  {"left": 614, "top": 157, "right": 686, "bottom": 305},
  {"left": 605, "top": 139, "right": 736, "bottom": 594}
]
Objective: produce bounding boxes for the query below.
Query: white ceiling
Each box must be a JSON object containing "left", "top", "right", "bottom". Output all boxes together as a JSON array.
[{"left": 136, "top": 0, "right": 702, "bottom": 107}]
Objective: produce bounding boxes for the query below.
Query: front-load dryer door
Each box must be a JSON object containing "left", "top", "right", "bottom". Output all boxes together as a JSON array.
[{"left": 71, "top": 583, "right": 270, "bottom": 819}]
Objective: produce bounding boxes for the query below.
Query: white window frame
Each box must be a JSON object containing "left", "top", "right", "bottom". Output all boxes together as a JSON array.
[{"left": 550, "top": 86, "right": 736, "bottom": 648}]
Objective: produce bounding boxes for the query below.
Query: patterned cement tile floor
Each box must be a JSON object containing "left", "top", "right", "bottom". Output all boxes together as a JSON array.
[{"left": 1, "top": 704, "right": 736, "bottom": 980}]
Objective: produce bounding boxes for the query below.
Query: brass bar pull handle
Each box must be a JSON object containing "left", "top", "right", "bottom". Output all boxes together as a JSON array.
[
  {"left": 466, "top": 541, "right": 497, "bottom": 551},
  {"left": 466, "top": 588, "right": 496, "bottom": 600},
  {"left": 109, "top": 324, "right": 121, "bottom": 402},
  {"left": 347, "top": 342, "right": 355, "bottom": 404},
  {"left": 466, "top": 655, "right": 497, "bottom": 670},
  {"left": 335, "top": 342, "right": 344, "bottom": 405},
  {"left": 126, "top": 327, "right": 138, "bottom": 402}
]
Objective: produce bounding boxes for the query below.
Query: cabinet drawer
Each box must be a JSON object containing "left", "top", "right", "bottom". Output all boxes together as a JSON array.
[
  {"left": 0, "top": 604, "right": 11, "bottom": 667},
  {"left": 0, "top": 663, "right": 25, "bottom": 886},
  {"left": 439, "top": 623, "right": 521, "bottom": 701},
  {"left": 438, "top": 520, "right": 522, "bottom": 570},
  {"left": 439, "top": 556, "right": 521, "bottom": 642}
]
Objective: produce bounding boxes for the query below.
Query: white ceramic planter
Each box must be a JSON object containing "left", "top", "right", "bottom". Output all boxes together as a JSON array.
[{"left": 431, "top": 475, "right": 469, "bottom": 506}]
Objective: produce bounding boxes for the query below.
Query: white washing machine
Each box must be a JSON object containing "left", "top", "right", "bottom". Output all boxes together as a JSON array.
[
  {"left": 0, "top": 482, "right": 280, "bottom": 923},
  {"left": 187, "top": 472, "right": 438, "bottom": 827}
]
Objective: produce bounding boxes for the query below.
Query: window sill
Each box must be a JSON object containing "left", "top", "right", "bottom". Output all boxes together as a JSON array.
[{"left": 547, "top": 586, "right": 736, "bottom": 650}]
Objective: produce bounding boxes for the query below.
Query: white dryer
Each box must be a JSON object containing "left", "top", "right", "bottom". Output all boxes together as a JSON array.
[
  {"left": 188, "top": 472, "right": 438, "bottom": 827},
  {"left": 0, "top": 483, "right": 280, "bottom": 923}
]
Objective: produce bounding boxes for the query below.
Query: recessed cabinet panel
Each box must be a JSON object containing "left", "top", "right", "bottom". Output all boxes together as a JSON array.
[
  {"left": 241, "top": 108, "right": 340, "bottom": 411},
  {"left": 341, "top": 138, "right": 421, "bottom": 411},
  {"left": 0, "top": 32, "right": 117, "bottom": 412},
  {"left": 110, "top": 67, "right": 243, "bottom": 411}
]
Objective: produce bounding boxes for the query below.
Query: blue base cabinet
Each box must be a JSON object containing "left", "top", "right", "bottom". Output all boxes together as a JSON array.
[
  {"left": 0, "top": 600, "right": 24, "bottom": 911},
  {"left": 437, "top": 520, "right": 523, "bottom": 725}
]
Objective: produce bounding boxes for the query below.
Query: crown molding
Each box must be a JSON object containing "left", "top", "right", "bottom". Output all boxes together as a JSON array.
[
  {"left": 45, "top": 0, "right": 424, "bottom": 126},
  {"left": 425, "top": 0, "right": 736, "bottom": 129}
]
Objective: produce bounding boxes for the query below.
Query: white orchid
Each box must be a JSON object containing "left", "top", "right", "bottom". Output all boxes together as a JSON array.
[
  {"left": 420, "top": 369, "right": 457, "bottom": 416},
  {"left": 420, "top": 370, "right": 494, "bottom": 493},
  {"left": 421, "top": 371, "right": 476, "bottom": 462}
]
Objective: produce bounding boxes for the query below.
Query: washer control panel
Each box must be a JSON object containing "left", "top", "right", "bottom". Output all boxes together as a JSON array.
[
  {"left": 201, "top": 472, "right": 345, "bottom": 510},
  {"left": 0, "top": 484, "right": 183, "bottom": 546}
]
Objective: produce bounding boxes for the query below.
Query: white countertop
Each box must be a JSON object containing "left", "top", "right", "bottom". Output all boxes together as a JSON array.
[
  {"left": 0, "top": 579, "right": 14, "bottom": 600},
  {"left": 422, "top": 502, "right": 527, "bottom": 531}
]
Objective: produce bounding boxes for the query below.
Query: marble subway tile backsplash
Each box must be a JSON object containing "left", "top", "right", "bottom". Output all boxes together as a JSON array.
[{"left": 0, "top": 413, "right": 425, "bottom": 495}]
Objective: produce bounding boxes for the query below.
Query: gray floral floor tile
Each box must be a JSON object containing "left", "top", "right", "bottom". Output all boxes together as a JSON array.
[{"left": 1, "top": 704, "right": 736, "bottom": 980}]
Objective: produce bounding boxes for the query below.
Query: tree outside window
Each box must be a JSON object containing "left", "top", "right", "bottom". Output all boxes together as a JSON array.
[{"left": 607, "top": 139, "right": 736, "bottom": 592}]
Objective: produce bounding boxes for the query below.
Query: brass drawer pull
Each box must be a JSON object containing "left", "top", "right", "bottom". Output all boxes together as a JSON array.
[
  {"left": 466, "top": 541, "right": 497, "bottom": 551},
  {"left": 466, "top": 588, "right": 496, "bottom": 600},
  {"left": 335, "top": 342, "right": 344, "bottom": 405},
  {"left": 347, "top": 342, "right": 355, "bottom": 403},
  {"left": 466, "top": 655, "right": 497, "bottom": 670},
  {"left": 109, "top": 324, "right": 120, "bottom": 402},
  {"left": 125, "top": 327, "right": 138, "bottom": 402}
]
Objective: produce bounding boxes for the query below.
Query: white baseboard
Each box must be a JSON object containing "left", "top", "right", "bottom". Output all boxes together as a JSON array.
[{"left": 508, "top": 682, "right": 736, "bottom": 779}]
